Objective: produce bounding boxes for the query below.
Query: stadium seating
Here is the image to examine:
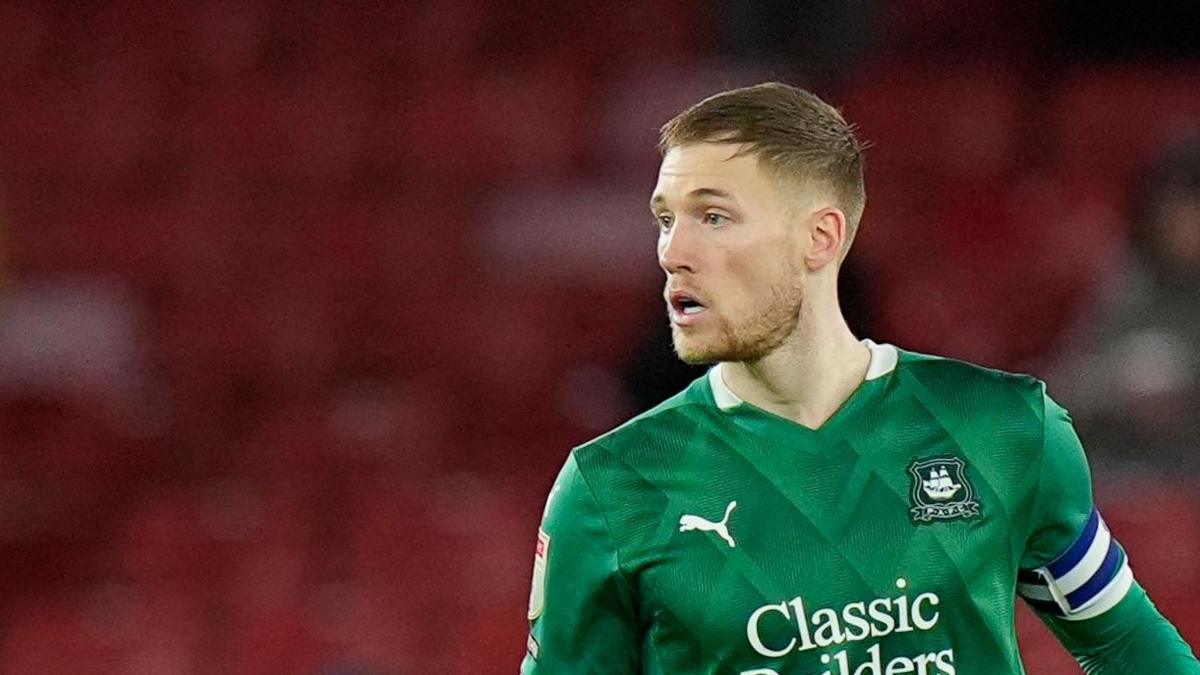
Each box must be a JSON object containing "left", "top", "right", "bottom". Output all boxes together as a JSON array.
[{"left": 0, "top": 2, "right": 1196, "bottom": 672}]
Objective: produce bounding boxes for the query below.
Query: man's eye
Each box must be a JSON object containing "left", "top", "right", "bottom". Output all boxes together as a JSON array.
[
  {"left": 703, "top": 213, "right": 729, "bottom": 226},
  {"left": 655, "top": 214, "right": 674, "bottom": 230}
]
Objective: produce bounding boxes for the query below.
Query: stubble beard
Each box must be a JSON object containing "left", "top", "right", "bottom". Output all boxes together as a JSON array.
[{"left": 671, "top": 273, "right": 805, "bottom": 365}]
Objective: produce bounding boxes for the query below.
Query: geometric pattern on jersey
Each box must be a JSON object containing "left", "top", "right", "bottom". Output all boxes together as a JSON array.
[{"left": 525, "top": 340, "right": 1139, "bottom": 674}]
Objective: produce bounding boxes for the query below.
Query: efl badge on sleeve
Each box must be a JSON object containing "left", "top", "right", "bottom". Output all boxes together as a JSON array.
[
  {"left": 527, "top": 528, "right": 550, "bottom": 620},
  {"left": 908, "top": 456, "right": 980, "bottom": 523}
]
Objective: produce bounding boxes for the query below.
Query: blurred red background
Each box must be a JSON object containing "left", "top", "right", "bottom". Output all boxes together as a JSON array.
[{"left": 0, "top": 2, "right": 1197, "bottom": 673}]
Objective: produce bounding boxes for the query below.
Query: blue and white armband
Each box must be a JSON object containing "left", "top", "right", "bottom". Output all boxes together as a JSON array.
[{"left": 1018, "top": 508, "right": 1135, "bottom": 620}]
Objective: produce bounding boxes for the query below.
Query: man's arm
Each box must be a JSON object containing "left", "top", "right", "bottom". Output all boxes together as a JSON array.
[
  {"left": 1017, "top": 387, "right": 1199, "bottom": 673},
  {"left": 1042, "top": 580, "right": 1198, "bottom": 671},
  {"left": 521, "top": 452, "right": 640, "bottom": 673}
]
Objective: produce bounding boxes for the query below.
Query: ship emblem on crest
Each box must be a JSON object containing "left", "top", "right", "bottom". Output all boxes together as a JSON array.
[{"left": 908, "top": 456, "right": 980, "bottom": 523}]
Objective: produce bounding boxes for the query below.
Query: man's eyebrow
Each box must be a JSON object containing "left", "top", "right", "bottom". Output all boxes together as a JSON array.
[{"left": 650, "top": 187, "right": 734, "bottom": 209}]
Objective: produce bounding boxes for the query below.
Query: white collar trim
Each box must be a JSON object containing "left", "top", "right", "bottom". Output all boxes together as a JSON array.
[
  {"left": 708, "top": 363, "right": 743, "bottom": 410},
  {"left": 708, "top": 339, "right": 899, "bottom": 412}
]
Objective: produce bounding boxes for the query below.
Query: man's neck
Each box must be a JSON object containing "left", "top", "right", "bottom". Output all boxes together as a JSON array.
[{"left": 719, "top": 314, "right": 871, "bottom": 430}]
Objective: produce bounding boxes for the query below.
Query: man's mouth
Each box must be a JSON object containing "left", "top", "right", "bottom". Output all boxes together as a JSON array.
[{"left": 668, "top": 290, "right": 709, "bottom": 320}]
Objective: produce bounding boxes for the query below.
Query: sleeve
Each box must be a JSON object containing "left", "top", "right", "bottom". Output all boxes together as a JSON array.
[
  {"left": 1016, "top": 387, "right": 1200, "bottom": 672},
  {"left": 520, "top": 451, "right": 640, "bottom": 674}
]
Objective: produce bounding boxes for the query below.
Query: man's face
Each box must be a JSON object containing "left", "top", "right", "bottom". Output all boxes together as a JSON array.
[{"left": 650, "top": 142, "right": 808, "bottom": 364}]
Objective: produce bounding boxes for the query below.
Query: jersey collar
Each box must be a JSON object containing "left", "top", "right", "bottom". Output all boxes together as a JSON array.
[{"left": 708, "top": 339, "right": 899, "bottom": 412}]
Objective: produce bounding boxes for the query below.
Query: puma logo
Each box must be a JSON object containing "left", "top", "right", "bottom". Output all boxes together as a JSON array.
[{"left": 679, "top": 501, "right": 737, "bottom": 548}]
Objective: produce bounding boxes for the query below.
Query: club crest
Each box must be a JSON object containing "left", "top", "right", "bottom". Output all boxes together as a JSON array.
[{"left": 908, "top": 457, "right": 980, "bottom": 523}]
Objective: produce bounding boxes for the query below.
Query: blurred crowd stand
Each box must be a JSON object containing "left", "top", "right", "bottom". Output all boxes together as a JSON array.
[
  {"left": 0, "top": 1, "right": 1195, "bottom": 672},
  {"left": 1049, "top": 142, "right": 1200, "bottom": 474}
]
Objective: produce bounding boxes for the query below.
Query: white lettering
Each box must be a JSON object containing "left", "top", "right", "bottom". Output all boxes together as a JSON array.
[
  {"left": 894, "top": 593, "right": 913, "bottom": 633},
  {"left": 912, "top": 652, "right": 936, "bottom": 675},
  {"left": 747, "top": 602, "right": 795, "bottom": 658},
  {"left": 742, "top": 643, "right": 952, "bottom": 675},
  {"left": 787, "top": 597, "right": 817, "bottom": 651},
  {"left": 832, "top": 648, "right": 852, "bottom": 675},
  {"left": 911, "top": 593, "right": 940, "bottom": 631},
  {"left": 812, "top": 607, "right": 845, "bottom": 647},
  {"left": 868, "top": 598, "right": 895, "bottom": 637},
  {"left": 842, "top": 601, "right": 870, "bottom": 642},
  {"left": 745, "top": 586, "right": 948, "bottom": 667},
  {"left": 935, "top": 649, "right": 956, "bottom": 674},
  {"left": 853, "top": 643, "right": 882, "bottom": 675}
]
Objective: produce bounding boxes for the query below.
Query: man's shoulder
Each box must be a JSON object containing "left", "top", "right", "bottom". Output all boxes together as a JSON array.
[
  {"left": 893, "top": 346, "right": 1051, "bottom": 441},
  {"left": 894, "top": 349, "right": 1054, "bottom": 503},
  {"left": 897, "top": 347, "right": 1045, "bottom": 404},
  {"left": 572, "top": 373, "right": 715, "bottom": 467}
]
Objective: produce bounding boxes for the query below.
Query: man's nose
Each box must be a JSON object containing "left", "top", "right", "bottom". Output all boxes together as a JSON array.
[{"left": 658, "top": 221, "right": 698, "bottom": 275}]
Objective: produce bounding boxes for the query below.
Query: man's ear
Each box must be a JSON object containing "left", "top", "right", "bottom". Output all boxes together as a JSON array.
[{"left": 805, "top": 206, "right": 847, "bottom": 271}]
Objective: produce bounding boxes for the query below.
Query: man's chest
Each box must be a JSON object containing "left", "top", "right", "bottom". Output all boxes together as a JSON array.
[{"left": 616, "top": 434, "right": 1021, "bottom": 672}]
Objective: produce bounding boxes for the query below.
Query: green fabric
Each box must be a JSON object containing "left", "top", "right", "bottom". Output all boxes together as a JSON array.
[
  {"left": 521, "top": 346, "right": 1197, "bottom": 673},
  {"left": 1043, "top": 581, "right": 1200, "bottom": 673},
  {"left": 523, "top": 452, "right": 639, "bottom": 673},
  {"left": 1020, "top": 391, "right": 1095, "bottom": 571}
]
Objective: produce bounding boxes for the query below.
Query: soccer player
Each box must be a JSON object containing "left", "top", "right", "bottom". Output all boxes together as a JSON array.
[{"left": 520, "top": 83, "right": 1200, "bottom": 674}]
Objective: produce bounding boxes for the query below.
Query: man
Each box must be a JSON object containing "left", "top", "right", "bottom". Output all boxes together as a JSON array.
[{"left": 521, "top": 83, "right": 1199, "bottom": 674}]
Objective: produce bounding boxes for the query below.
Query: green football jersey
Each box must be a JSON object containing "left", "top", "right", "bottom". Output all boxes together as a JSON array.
[{"left": 520, "top": 341, "right": 1179, "bottom": 674}]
